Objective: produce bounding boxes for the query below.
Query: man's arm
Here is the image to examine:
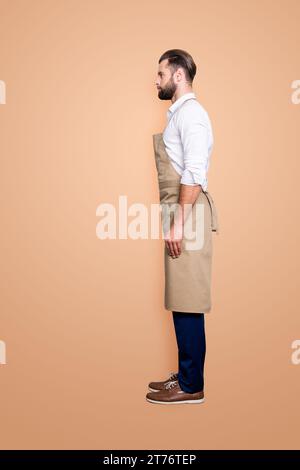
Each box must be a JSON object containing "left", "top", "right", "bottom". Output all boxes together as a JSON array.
[
  {"left": 178, "top": 182, "right": 202, "bottom": 226},
  {"left": 165, "top": 106, "right": 209, "bottom": 258},
  {"left": 165, "top": 183, "right": 202, "bottom": 258}
]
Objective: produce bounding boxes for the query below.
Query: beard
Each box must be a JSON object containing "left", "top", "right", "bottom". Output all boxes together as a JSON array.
[{"left": 158, "top": 77, "right": 177, "bottom": 100}]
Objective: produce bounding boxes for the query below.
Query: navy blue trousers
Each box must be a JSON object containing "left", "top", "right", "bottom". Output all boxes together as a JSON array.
[{"left": 172, "top": 311, "right": 206, "bottom": 393}]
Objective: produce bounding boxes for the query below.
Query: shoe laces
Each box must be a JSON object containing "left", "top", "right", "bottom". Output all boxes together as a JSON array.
[
  {"left": 168, "top": 372, "right": 178, "bottom": 381},
  {"left": 165, "top": 380, "right": 178, "bottom": 390}
]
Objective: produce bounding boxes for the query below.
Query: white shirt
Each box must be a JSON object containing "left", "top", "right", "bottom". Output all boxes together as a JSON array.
[{"left": 162, "top": 92, "right": 213, "bottom": 191}]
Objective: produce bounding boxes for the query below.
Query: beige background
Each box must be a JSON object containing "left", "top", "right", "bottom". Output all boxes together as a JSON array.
[{"left": 1, "top": 0, "right": 300, "bottom": 450}]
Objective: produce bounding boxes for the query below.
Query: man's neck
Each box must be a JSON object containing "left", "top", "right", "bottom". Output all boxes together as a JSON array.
[{"left": 171, "top": 89, "right": 193, "bottom": 104}]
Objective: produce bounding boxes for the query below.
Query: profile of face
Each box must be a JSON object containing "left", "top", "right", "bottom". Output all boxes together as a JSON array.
[{"left": 155, "top": 59, "right": 177, "bottom": 101}]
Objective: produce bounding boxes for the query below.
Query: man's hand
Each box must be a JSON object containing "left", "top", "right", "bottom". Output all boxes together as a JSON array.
[
  {"left": 164, "top": 221, "right": 183, "bottom": 258},
  {"left": 164, "top": 184, "right": 202, "bottom": 258}
]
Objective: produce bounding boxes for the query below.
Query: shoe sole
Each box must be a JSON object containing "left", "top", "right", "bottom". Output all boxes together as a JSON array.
[{"left": 146, "top": 397, "right": 205, "bottom": 405}]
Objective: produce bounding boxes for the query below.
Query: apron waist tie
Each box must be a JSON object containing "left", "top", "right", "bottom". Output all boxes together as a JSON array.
[
  {"left": 203, "top": 191, "right": 219, "bottom": 234},
  {"left": 158, "top": 181, "right": 219, "bottom": 234}
]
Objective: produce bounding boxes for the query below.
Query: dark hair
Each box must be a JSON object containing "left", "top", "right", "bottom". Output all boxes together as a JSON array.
[{"left": 158, "top": 49, "right": 197, "bottom": 84}]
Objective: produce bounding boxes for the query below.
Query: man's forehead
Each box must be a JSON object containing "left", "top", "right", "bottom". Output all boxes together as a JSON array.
[{"left": 158, "top": 61, "right": 169, "bottom": 72}]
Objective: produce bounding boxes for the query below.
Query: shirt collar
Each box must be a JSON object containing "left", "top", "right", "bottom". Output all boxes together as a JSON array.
[{"left": 167, "top": 92, "right": 196, "bottom": 116}]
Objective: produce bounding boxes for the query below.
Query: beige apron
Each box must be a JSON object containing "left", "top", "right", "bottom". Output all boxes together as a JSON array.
[{"left": 152, "top": 99, "right": 219, "bottom": 314}]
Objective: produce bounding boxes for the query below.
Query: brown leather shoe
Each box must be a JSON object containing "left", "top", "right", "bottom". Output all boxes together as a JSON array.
[
  {"left": 146, "top": 380, "right": 205, "bottom": 405},
  {"left": 148, "top": 371, "right": 179, "bottom": 392}
]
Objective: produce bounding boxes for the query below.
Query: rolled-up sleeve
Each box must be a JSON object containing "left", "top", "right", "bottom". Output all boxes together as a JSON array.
[{"left": 177, "top": 108, "right": 210, "bottom": 188}]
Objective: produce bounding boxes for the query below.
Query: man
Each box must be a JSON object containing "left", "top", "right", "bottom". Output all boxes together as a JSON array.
[{"left": 146, "top": 49, "right": 219, "bottom": 405}]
